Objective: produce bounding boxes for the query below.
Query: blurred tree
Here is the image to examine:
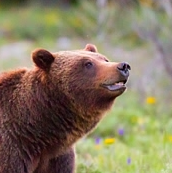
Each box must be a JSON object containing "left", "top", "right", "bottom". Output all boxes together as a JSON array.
[
  {"left": 135, "top": 2, "right": 172, "bottom": 82},
  {"left": 35, "top": 0, "right": 78, "bottom": 6},
  {"left": 138, "top": 29, "right": 172, "bottom": 82},
  {"left": 0, "top": 0, "right": 79, "bottom": 7},
  {"left": 115, "top": 0, "right": 139, "bottom": 6},
  {"left": 157, "top": 0, "right": 172, "bottom": 16},
  {"left": 0, "top": 0, "right": 27, "bottom": 6},
  {"left": 31, "top": 0, "right": 79, "bottom": 7}
]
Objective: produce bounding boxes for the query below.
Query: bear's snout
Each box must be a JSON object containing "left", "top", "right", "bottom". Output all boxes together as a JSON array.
[{"left": 117, "top": 62, "right": 131, "bottom": 78}]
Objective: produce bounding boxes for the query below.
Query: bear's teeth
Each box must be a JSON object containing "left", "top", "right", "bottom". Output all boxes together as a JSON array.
[
  {"left": 102, "top": 81, "right": 126, "bottom": 91},
  {"left": 115, "top": 82, "right": 124, "bottom": 86}
]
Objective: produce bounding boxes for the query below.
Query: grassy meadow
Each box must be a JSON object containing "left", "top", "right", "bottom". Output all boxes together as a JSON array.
[
  {"left": 76, "top": 92, "right": 172, "bottom": 173},
  {"left": 0, "top": 1, "right": 172, "bottom": 173}
]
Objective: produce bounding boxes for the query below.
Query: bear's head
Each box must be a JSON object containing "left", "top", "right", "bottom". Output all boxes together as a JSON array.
[{"left": 32, "top": 44, "right": 130, "bottom": 114}]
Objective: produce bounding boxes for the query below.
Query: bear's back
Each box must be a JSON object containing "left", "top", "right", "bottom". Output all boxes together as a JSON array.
[{"left": 0, "top": 69, "right": 27, "bottom": 116}]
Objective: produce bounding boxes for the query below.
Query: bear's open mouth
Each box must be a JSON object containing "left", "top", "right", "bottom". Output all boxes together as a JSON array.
[{"left": 102, "top": 80, "right": 127, "bottom": 91}]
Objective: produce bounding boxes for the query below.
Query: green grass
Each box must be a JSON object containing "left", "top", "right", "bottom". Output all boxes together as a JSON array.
[{"left": 76, "top": 92, "right": 172, "bottom": 173}]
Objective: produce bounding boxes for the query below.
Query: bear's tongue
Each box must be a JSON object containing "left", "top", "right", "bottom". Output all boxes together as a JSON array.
[{"left": 106, "top": 82, "right": 125, "bottom": 91}]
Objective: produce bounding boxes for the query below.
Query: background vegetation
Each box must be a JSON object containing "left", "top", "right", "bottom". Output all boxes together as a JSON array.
[{"left": 0, "top": 0, "right": 172, "bottom": 172}]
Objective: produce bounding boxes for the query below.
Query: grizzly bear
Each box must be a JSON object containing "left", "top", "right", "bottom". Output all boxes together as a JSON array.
[{"left": 0, "top": 44, "right": 130, "bottom": 173}]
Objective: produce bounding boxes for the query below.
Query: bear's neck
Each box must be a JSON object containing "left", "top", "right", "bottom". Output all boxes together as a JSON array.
[{"left": 18, "top": 74, "right": 105, "bottom": 157}]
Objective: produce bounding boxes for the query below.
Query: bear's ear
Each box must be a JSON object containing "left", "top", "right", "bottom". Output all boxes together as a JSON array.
[
  {"left": 32, "top": 49, "right": 55, "bottom": 70},
  {"left": 85, "top": 44, "right": 97, "bottom": 53}
]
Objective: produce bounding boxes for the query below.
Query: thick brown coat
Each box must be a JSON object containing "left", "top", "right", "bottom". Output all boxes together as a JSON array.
[{"left": 0, "top": 44, "right": 130, "bottom": 173}]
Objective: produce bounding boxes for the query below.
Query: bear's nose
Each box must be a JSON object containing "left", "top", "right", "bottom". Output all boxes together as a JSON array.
[{"left": 117, "top": 62, "right": 131, "bottom": 77}]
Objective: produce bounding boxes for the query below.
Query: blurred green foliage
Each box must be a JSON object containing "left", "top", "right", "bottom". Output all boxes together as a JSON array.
[
  {"left": 0, "top": 1, "right": 142, "bottom": 45},
  {"left": 1, "top": 0, "right": 170, "bottom": 47}
]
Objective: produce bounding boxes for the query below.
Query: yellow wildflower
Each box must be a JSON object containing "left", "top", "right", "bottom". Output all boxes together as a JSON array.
[
  {"left": 146, "top": 97, "right": 156, "bottom": 104},
  {"left": 104, "top": 138, "right": 116, "bottom": 145},
  {"left": 168, "top": 135, "right": 172, "bottom": 142}
]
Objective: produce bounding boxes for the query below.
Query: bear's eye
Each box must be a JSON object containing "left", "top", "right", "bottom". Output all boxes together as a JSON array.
[{"left": 85, "top": 62, "right": 93, "bottom": 69}]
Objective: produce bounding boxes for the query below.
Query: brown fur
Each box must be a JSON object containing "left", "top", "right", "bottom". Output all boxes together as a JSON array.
[{"left": 0, "top": 44, "right": 130, "bottom": 173}]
